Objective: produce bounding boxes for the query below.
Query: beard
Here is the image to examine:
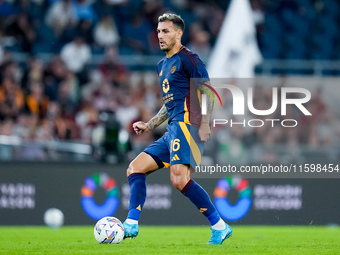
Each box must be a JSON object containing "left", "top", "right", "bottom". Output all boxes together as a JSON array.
[{"left": 160, "top": 38, "right": 176, "bottom": 52}]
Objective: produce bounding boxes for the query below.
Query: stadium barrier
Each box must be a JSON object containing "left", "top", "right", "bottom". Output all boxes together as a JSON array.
[
  {"left": 0, "top": 162, "right": 339, "bottom": 226},
  {"left": 10, "top": 52, "right": 340, "bottom": 74}
]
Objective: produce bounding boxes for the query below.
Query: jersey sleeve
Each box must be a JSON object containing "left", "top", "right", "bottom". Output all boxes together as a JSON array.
[{"left": 179, "top": 51, "right": 210, "bottom": 88}]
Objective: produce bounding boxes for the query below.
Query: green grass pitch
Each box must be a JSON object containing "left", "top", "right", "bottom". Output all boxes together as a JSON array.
[{"left": 0, "top": 225, "right": 339, "bottom": 254}]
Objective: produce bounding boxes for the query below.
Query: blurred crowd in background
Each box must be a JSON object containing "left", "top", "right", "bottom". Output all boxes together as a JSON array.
[
  {"left": 0, "top": 0, "right": 339, "bottom": 161},
  {"left": 0, "top": 0, "right": 231, "bottom": 59}
]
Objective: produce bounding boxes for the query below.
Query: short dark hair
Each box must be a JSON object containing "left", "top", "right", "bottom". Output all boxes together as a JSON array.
[{"left": 158, "top": 13, "right": 185, "bottom": 32}]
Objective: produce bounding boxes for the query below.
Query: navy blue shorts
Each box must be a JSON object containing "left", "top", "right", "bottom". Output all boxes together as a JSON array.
[{"left": 144, "top": 121, "right": 204, "bottom": 169}]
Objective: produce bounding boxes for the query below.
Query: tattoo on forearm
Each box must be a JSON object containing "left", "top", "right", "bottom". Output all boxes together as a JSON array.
[
  {"left": 147, "top": 105, "right": 168, "bottom": 130},
  {"left": 201, "top": 85, "right": 214, "bottom": 124}
]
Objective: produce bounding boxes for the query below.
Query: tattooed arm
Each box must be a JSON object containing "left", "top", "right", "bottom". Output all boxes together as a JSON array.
[
  {"left": 133, "top": 104, "right": 168, "bottom": 134},
  {"left": 198, "top": 83, "right": 214, "bottom": 142}
]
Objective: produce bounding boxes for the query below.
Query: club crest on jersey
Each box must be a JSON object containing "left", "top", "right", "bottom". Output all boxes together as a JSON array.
[
  {"left": 170, "top": 66, "right": 176, "bottom": 74},
  {"left": 162, "top": 78, "right": 170, "bottom": 93}
]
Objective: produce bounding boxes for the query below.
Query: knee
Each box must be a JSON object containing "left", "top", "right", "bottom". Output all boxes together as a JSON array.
[
  {"left": 127, "top": 161, "right": 150, "bottom": 177},
  {"left": 126, "top": 162, "right": 135, "bottom": 177},
  {"left": 171, "top": 176, "right": 187, "bottom": 191},
  {"left": 170, "top": 166, "right": 190, "bottom": 191}
]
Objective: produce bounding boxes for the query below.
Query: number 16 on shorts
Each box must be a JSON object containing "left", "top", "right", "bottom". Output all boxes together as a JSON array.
[{"left": 171, "top": 139, "right": 181, "bottom": 153}]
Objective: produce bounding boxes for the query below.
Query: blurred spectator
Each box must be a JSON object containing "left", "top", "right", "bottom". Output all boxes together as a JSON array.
[
  {"left": 142, "top": 0, "right": 163, "bottom": 29},
  {"left": 205, "top": 5, "right": 225, "bottom": 41},
  {"left": 14, "top": 0, "right": 45, "bottom": 25},
  {"left": 0, "top": 51, "right": 14, "bottom": 67},
  {"left": 76, "top": 19, "right": 94, "bottom": 45},
  {"left": 60, "top": 36, "right": 91, "bottom": 85},
  {"left": 14, "top": 112, "right": 46, "bottom": 160},
  {"left": 21, "top": 57, "right": 44, "bottom": 94},
  {"left": 188, "top": 24, "right": 211, "bottom": 63},
  {"left": 317, "top": 111, "right": 335, "bottom": 146},
  {"left": 22, "top": 111, "right": 38, "bottom": 140},
  {"left": 122, "top": 14, "right": 154, "bottom": 54},
  {"left": 92, "top": 0, "right": 128, "bottom": 20},
  {"left": 43, "top": 55, "right": 67, "bottom": 101},
  {"left": 64, "top": 71, "right": 80, "bottom": 105},
  {"left": 5, "top": 13, "right": 36, "bottom": 52},
  {"left": 0, "top": 76, "right": 24, "bottom": 120},
  {"left": 75, "top": 98, "right": 98, "bottom": 142},
  {"left": 36, "top": 117, "right": 59, "bottom": 159},
  {"left": 0, "top": 0, "right": 17, "bottom": 18},
  {"left": 115, "top": 92, "right": 138, "bottom": 129},
  {"left": 93, "top": 15, "right": 120, "bottom": 48},
  {"left": 98, "top": 45, "right": 127, "bottom": 85},
  {"left": 72, "top": 0, "right": 97, "bottom": 24},
  {"left": 25, "top": 81, "right": 49, "bottom": 120},
  {"left": 0, "top": 118, "right": 13, "bottom": 135},
  {"left": 57, "top": 77, "right": 77, "bottom": 117},
  {"left": 80, "top": 70, "right": 102, "bottom": 102},
  {"left": 45, "top": 0, "right": 78, "bottom": 38},
  {"left": 46, "top": 101, "right": 78, "bottom": 140},
  {"left": 12, "top": 110, "right": 30, "bottom": 137},
  {"left": 0, "top": 60, "right": 22, "bottom": 85},
  {"left": 37, "top": 118, "right": 55, "bottom": 141},
  {"left": 91, "top": 82, "right": 117, "bottom": 112},
  {"left": 11, "top": 110, "right": 39, "bottom": 142},
  {"left": 142, "top": 72, "right": 161, "bottom": 112}
]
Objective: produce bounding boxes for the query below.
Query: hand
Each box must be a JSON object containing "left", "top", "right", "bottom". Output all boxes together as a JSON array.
[
  {"left": 132, "top": 121, "right": 150, "bottom": 135},
  {"left": 198, "top": 123, "right": 211, "bottom": 142}
]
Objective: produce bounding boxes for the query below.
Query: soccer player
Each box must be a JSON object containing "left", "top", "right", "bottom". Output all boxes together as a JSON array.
[{"left": 123, "top": 13, "right": 232, "bottom": 245}]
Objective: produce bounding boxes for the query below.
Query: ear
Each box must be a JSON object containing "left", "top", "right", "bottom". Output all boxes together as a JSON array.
[{"left": 176, "top": 29, "right": 183, "bottom": 40}]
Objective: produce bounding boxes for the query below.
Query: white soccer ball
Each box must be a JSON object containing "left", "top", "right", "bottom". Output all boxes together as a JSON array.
[
  {"left": 94, "top": 217, "right": 125, "bottom": 244},
  {"left": 44, "top": 208, "right": 64, "bottom": 229}
]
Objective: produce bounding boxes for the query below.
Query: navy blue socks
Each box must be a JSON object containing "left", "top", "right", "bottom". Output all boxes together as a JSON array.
[
  {"left": 181, "top": 179, "right": 221, "bottom": 226},
  {"left": 127, "top": 174, "right": 222, "bottom": 227},
  {"left": 126, "top": 173, "right": 146, "bottom": 221}
]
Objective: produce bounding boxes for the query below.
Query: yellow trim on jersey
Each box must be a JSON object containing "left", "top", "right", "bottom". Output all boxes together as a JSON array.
[
  {"left": 178, "top": 122, "right": 201, "bottom": 166},
  {"left": 163, "top": 162, "right": 170, "bottom": 168},
  {"left": 197, "top": 89, "right": 201, "bottom": 105},
  {"left": 184, "top": 97, "right": 190, "bottom": 124}
]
